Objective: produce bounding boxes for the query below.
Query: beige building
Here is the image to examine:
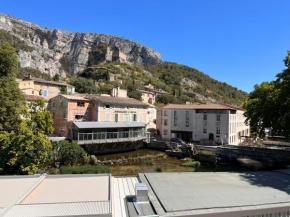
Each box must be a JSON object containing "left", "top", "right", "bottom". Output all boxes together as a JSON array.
[
  {"left": 48, "top": 91, "right": 149, "bottom": 145},
  {"left": 156, "top": 103, "right": 250, "bottom": 145},
  {"left": 17, "top": 75, "right": 75, "bottom": 100}
]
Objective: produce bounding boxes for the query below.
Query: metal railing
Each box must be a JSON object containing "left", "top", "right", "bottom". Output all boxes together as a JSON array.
[{"left": 77, "top": 130, "right": 145, "bottom": 144}]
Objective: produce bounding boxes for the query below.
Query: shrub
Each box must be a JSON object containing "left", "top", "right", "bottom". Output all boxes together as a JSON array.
[
  {"left": 156, "top": 167, "right": 163, "bottom": 172},
  {"left": 197, "top": 151, "right": 215, "bottom": 156},
  {"left": 145, "top": 160, "right": 155, "bottom": 166},
  {"left": 60, "top": 165, "right": 111, "bottom": 174},
  {"left": 49, "top": 140, "right": 88, "bottom": 166},
  {"left": 181, "top": 161, "right": 201, "bottom": 168}
]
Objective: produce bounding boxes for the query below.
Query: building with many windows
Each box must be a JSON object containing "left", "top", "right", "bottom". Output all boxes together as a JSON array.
[
  {"left": 48, "top": 92, "right": 149, "bottom": 147},
  {"left": 156, "top": 103, "right": 249, "bottom": 145}
]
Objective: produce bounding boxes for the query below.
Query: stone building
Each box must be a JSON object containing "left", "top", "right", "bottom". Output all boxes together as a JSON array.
[
  {"left": 17, "top": 75, "right": 75, "bottom": 100},
  {"left": 156, "top": 103, "right": 250, "bottom": 145}
]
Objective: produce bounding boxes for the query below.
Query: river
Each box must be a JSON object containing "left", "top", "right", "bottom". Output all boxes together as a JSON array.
[{"left": 95, "top": 149, "right": 256, "bottom": 176}]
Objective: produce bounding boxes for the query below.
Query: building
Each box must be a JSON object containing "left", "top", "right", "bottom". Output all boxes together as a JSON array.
[
  {"left": 145, "top": 103, "right": 157, "bottom": 133},
  {"left": 156, "top": 103, "right": 250, "bottom": 145},
  {"left": 48, "top": 91, "right": 149, "bottom": 147},
  {"left": 17, "top": 75, "right": 75, "bottom": 99},
  {"left": 0, "top": 174, "right": 112, "bottom": 217},
  {"left": 48, "top": 94, "right": 91, "bottom": 137},
  {"left": 140, "top": 90, "right": 156, "bottom": 104}
]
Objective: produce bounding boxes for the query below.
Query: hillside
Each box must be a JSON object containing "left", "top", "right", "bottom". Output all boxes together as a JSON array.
[
  {"left": 0, "top": 13, "right": 247, "bottom": 106},
  {"left": 76, "top": 61, "right": 247, "bottom": 106}
]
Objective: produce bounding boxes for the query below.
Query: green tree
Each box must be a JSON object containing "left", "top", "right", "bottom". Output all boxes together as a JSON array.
[
  {"left": 69, "top": 77, "right": 97, "bottom": 94},
  {"left": 53, "top": 74, "right": 60, "bottom": 81},
  {"left": 49, "top": 140, "right": 88, "bottom": 166},
  {"left": 243, "top": 50, "right": 290, "bottom": 137},
  {"left": 0, "top": 43, "right": 53, "bottom": 174},
  {"left": 26, "top": 98, "right": 54, "bottom": 135},
  {"left": 0, "top": 42, "right": 25, "bottom": 132}
]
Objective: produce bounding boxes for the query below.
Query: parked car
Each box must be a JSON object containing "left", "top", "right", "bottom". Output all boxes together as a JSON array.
[{"left": 170, "top": 138, "right": 187, "bottom": 145}]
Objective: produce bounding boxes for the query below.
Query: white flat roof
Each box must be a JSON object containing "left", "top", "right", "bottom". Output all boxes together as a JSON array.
[
  {"left": 0, "top": 174, "right": 112, "bottom": 217},
  {"left": 0, "top": 176, "right": 40, "bottom": 209},
  {"left": 22, "top": 175, "right": 109, "bottom": 204}
]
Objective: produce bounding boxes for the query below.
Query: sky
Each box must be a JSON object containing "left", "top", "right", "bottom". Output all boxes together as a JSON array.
[{"left": 1, "top": 0, "right": 290, "bottom": 93}]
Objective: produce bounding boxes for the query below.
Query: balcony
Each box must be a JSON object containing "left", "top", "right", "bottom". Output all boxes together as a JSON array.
[{"left": 77, "top": 130, "right": 146, "bottom": 145}]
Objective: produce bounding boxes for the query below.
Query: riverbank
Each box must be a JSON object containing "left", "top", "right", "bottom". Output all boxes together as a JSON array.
[{"left": 94, "top": 149, "right": 265, "bottom": 176}]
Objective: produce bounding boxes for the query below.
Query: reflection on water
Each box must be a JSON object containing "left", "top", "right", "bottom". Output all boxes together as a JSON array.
[{"left": 96, "top": 149, "right": 257, "bottom": 176}]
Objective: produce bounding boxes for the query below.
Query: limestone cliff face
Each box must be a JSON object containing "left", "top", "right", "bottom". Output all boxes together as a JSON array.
[{"left": 0, "top": 13, "right": 161, "bottom": 77}]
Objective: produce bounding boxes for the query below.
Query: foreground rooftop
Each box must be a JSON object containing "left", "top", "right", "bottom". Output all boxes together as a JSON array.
[{"left": 1, "top": 170, "right": 290, "bottom": 217}]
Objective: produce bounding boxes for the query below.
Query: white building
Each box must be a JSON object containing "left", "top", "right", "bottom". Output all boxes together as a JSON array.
[{"left": 156, "top": 103, "right": 250, "bottom": 145}]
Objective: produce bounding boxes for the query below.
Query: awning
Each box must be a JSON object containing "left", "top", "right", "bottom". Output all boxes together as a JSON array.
[{"left": 73, "top": 121, "right": 145, "bottom": 129}]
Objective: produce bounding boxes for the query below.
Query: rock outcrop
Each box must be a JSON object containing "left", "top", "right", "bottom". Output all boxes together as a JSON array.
[{"left": 0, "top": 13, "right": 161, "bottom": 77}]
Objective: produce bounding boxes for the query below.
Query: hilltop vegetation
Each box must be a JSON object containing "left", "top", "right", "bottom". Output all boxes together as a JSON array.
[
  {"left": 146, "top": 62, "right": 248, "bottom": 106},
  {"left": 77, "top": 61, "right": 247, "bottom": 106}
]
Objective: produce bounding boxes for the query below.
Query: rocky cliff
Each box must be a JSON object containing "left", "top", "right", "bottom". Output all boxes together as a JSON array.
[{"left": 0, "top": 13, "right": 161, "bottom": 77}]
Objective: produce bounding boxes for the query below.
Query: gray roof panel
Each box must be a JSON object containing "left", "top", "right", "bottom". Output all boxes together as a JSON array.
[
  {"left": 140, "top": 171, "right": 290, "bottom": 215},
  {"left": 73, "top": 121, "right": 145, "bottom": 129}
]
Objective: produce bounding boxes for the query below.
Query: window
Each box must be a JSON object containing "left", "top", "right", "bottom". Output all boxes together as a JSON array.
[
  {"left": 77, "top": 102, "right": 85, "bottom": 107},
  {"left": 174, "top": 119, "right": 177, "bottom": 126},
  {"left": 186, "top": 111, "right": 189, "bottom": 120},
  {"left": 126, "top": 106, "right": 130, "bottom": 110},
  {"left": 216, "top": 122, "right": 221, "bottom": 134},
  {"left": 75, "top": 115, "right": 84, "bottom": 121},
  {"left": 32, "top": 90, "right": 34, "bottom": 94},
  {"left": 123, "top": 114, "right": 130, "bottom": 121},
  {"left": 104, "top": 104, "right": 110, "bottom": 109},
  {"left": 186, "top": 120, "right": 189, "bottom": 127},
  {"left": 63, "top": 113, "right": 66, "bottom": 119},
  {"left": 161, "top": 110, "right": 163, "bottom": 116},
  {"left": 164, "top": 130, "right": 168, "bottom": 135},
  {"left": 217, "top": 114, "right": 221, "bottom": 121},
  {"left": 164, "top": 111, "right": 167, "bottom": 116},
  {"left": 164, "top": 119, "right": 168, "bottom": 126},
  {"left": 114, "top": 113, "right": 118, "bottom": 122},
  {"left": 174, "top": 111, "right": 177, "bottom": 119},
  {"left": 132, "top": 114, "right": 137, "bottom": 121},
  {"left": 105, "top": 113, "right": 110, "bottom": 121},
  {"left": 203, "top": 114, "right": 207, "bottom": 121},
  {"left": 203, "top": 122, "right": 207, "bottom": 133}
]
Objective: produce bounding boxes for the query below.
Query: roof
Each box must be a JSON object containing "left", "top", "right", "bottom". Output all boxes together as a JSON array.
[
  {"left": 0, "top": 174, "right": 111, "bottom": 217},
  {"left": 23, "top": 76, "right": 73, "bottom": 87},
  {"left": 113, "top": 177, "right": 140, "bottom": 217},
  {"left": 219, "top": 102, "right": 245, "bottom": 111},
  {"left": 25, "top": 95, "right": 48, "bottom": 101},
  {"left": 139, "top": 171, "right": 290, "bottom": 216},
  {"left": 88, "top": 95, "right": 149, "bottom": 107},
  {"left": 61, "top": 94, "right": 91, "bottom": 101},
  {"left": 161, "top": 103, "right": 240, "bottom": 110},
  {"left": 4, "top": 201, "right": 110, "bottom": 217},
  {"left": 73, "top": 121, "right": 145, "bottom": 129}
]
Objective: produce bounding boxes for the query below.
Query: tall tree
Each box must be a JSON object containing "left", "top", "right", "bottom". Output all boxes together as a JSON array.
[
  {"left": 243, "top": 50, "right": 290, "bottom": 137},
  {"left": 0, "top": 42, "right": 25, "bottom": 132},
  {"left": 69, "top": 77, "right": 98, "bottom": 94},
  {"left": 0, "top": 43, "right": 53, "bottom": 174}
]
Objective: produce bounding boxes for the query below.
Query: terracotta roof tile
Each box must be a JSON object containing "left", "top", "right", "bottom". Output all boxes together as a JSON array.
[
  {"left": 25, "top": 95, "right": 48, "bottom": 101},
  {"left": 87, "top": 95, "right": 149, "bottom": 107},
  {"left": 24, "top": 77, "right": 73, "bottom": 87},
  {"left": 162, "top": 103, "right": 239, "bottom": 110},
  {"left": 61, "top": 94, "right": 91, "bottom": 101}
]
